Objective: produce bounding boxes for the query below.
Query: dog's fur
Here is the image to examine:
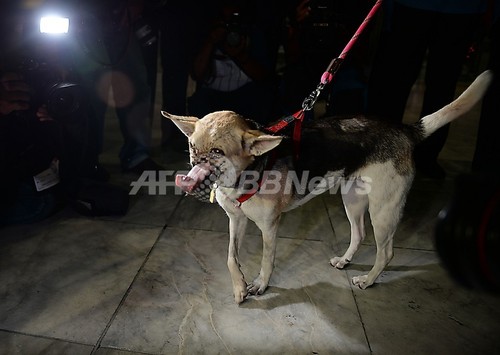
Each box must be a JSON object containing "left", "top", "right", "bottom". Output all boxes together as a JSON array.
[{"left": 162, "top": 70, "right": 492, "bottom": 304}]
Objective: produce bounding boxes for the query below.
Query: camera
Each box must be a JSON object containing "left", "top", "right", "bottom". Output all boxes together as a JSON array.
[
  {"left": 4, "top": 11, "right": 84, "bottom": 120},
  {"left": 225, "top": 12, "right": 246, "bottom": 47},
  {"left": 302, "top": 0, "right": 363, "bottom": 54},
  {"left": 309, "top": 0, "right": 330, "bottom": 13},
  {"left": 18, "top": 57, "right": 83, "bottom": 120},
  {"left": 134, "top": 16, "right": 157, "bottom": 47},
  {"left": 435, "top": 173, "right": 500, "bottom": 294}
]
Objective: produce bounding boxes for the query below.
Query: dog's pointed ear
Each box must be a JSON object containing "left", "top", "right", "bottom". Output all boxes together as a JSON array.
[
  {"left": 161, "top": 111, "right": 198, "bottom": 137},
  {"left": 243, "top": 130, "right": 283, "bottom": 156}
]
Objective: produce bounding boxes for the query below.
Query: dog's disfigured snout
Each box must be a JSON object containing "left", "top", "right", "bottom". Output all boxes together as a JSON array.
[{"left": 175, "top": 163, "right": 211, "bottom": 193}]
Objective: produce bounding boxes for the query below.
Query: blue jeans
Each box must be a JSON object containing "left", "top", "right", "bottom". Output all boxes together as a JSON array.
[{"left": 69, "top": 31, "right": 153, "bottom": 170}]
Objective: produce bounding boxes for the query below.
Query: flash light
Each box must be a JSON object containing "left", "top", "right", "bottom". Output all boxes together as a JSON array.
[{"left": 40, "top": 16, "right": 69, "bottom": 34}]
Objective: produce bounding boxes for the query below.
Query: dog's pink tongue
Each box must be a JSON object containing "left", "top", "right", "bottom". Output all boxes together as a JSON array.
[{"left": 175, "top": 163, "right": 210, "bottom": 193}]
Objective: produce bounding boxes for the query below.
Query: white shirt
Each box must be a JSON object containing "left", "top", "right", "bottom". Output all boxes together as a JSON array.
[{"left": 203, "top": 48, "right": 252, "bottom": 92}]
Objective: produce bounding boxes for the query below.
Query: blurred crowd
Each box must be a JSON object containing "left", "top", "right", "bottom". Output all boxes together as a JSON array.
[{"left": 0, "top": 0, "right": 498, "bottom": 225}]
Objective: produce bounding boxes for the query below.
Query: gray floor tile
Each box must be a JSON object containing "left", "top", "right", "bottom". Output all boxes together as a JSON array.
[
  {"left": 345, "top": 247, "right": 500, "bottom": 354},
  {"left": 101, "top": 227, "right": 369, "bottom": 354},
  {"left": 0, "top": 218, "right": 162, "bottom": 345},
  {"left": 166, "top": 196, "right": 230, "bottom": 232},
  {"left": 0, "top": 331, "right": 93, "bottom": 355}
]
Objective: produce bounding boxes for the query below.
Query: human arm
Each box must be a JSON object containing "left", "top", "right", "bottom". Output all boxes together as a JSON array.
[{"left": 191, "top": 18, "right": 272, "bottom": 83}]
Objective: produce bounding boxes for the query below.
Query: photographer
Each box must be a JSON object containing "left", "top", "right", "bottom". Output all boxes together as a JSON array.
[
  {"left": 63, "top": 0, "right": 162, "bottom": 173},
  {"left": 0, "top": 70, "right": 66, "bottom": 225},
  {"left": 0, "top": 4, "right": 128, "bottom": 225},
  {"left": 188, "top": 0, "right": 283, "bottom": 124},
  {"left": 0, "top": 4, "right": 64, "bottom": 225},
  {"left": 0, "top": 71, "right": 128, "bottom": 225}
]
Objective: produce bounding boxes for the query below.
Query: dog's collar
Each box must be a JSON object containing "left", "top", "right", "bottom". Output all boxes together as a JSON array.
[
  {"left": 219, "top": 152, "right": 277, "bottom": 207},
  {"left": 235, "top": 155, "right": 270, "bottom": 206}
]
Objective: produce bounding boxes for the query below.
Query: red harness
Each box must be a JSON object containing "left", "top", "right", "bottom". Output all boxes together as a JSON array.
[{"left": 266, "top": 109, "right": 305, "bottom": 162}]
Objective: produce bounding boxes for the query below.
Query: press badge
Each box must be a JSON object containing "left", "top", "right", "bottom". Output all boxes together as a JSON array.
[{"left": 33, "top": 158, "right": 60, "bottom": 192}]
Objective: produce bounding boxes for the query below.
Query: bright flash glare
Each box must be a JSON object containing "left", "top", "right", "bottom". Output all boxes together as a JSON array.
[{"left": 40, "top": 16, "right": 69, "bottom": 34}]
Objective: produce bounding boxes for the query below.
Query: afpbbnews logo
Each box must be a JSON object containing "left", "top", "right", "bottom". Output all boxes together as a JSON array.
[{"left": 129, "top": 170, "right": 372, "bottom": 196}]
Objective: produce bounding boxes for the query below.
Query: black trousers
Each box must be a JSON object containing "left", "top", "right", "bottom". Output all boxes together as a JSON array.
[
  {"left": 367, "top": 3, "right": 482, "bottom": 162},
  {"left": 472, "top": 18, "right": 500, "bottom": 174}
]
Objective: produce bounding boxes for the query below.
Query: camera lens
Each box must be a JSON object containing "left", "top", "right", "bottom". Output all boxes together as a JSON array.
[
  {"left": 224, "top": 12, "right": 244, "bottom": 47},
  {"left": 46, "top": 83, "right": 83, "bottom": 118},
  {"left": 134, "top": 18, "right": 157, "bottom": 47},
  {"left": 225, "top": 31, "right": 241, "bottom": 47},
  {"left": 435, "top": 174, "right": 500, "bottom": 294}
]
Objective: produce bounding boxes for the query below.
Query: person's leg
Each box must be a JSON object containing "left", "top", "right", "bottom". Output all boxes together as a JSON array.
[
  {"left": 112, "top": 36, "right": 154, "bottom": 170},
  {"left": 160, "top": 14, "right": 191, "bottom": 147},
  {"left": 367, "top": 3, "right": 431, "bottom": 122},
  {"left": 415, "top": 12, "right": 482, "bottom": 174},
  {"left": 69, "top": 43, "right": 109, "bottom": 160},
  {"left": 472, "top": 18, "right": 500, "bottom": 174},
  {"left": 160, "top": 3, "right": 209, "bottom": 149},
  {"left": 326, "top": 65, "right": 367, "bottom": 116}
]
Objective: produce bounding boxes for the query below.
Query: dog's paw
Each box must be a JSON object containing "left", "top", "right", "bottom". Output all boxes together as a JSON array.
[
  {"left": 234, "top": 289, "right": 248, "bottom": 304},
  {"left": 247, "top": 276, "right": 268, "bottom": 296},
  {"left": 330, "top": 256, "right": 350, "bottom": 269},
  {"left": 352, "top": 275, "right": 373, "bottom": 289},
  {"left": 233, "top": 284, "right": 248, "bottom": 304},
  {"left": 233, "top": 280, "right": 248, "bottom": 304}
]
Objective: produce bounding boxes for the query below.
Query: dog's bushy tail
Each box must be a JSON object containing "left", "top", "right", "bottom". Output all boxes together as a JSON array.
[{"left": 418, "top": 70, "right": 494, "bottom": 138}]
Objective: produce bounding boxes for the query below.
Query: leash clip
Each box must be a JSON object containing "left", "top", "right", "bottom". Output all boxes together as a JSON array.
[
  {"left": 302, "top": 57, "right": 344, "bottom": 111},
  {"left": 302, "top": 82, "right": 325, "bottom": 111}
]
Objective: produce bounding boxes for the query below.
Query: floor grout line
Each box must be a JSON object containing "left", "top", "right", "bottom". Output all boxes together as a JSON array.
[
  {"left": 350, "top": 285, "right": 373, "bottom": 354},
  {"left": 321, "top": 195, "right": 374, "bottom": 354},
  {"left": 90, "top": 224, "right": 168, "bottom": 355},
  {"left": 0, "top": 328, "right": 93, "bottom": 349}
]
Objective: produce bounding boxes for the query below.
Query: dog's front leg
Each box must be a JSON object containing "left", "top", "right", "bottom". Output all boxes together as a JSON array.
[
  {"left": 247, "top": 215, "right": 280, "bottom": 296},
  {"left": 227, "top": 211, "right": 249, "bottom": 304}
]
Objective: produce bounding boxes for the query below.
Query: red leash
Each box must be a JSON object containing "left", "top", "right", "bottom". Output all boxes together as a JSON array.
[
  {"left": 319, "top": 0, "right": 384, "bottom": 88},
  {"left": 265, "top": 0, "right": 384, "bottom": 161},
  {"left": 233, "top": 0, "right": 383, "bottom": 206}
]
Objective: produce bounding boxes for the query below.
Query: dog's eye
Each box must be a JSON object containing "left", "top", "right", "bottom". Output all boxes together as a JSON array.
[{"left": 210, "top": 148, "right": 225, "bottom": 156}]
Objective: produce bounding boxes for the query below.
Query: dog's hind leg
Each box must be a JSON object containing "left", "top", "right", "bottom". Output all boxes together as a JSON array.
[
  {"left": 227, "top": 211, "right": 249, "bottom": 304},
  {"left": 330, "top": 181, "right": 369, "bottom": 269},
  {"left": 351, "top": 165, "right": 412, "bottom": 289},
  {"left": 352, "top": 208, "right": 396, "bottom": 289}
]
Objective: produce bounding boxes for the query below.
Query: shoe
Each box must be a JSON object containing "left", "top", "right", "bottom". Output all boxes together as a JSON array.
[{"left": 123, "top": 157, "right": 164, "bottom": 174}]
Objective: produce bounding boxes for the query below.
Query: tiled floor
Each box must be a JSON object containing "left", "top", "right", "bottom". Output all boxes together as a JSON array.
[{"left": 1, "top": 71, "right": 500, "bottom": 355}]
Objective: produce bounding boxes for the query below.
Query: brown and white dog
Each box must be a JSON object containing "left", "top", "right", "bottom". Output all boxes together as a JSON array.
[{"left": 162, "top": 70, "right": 492, "bottom": 304}]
